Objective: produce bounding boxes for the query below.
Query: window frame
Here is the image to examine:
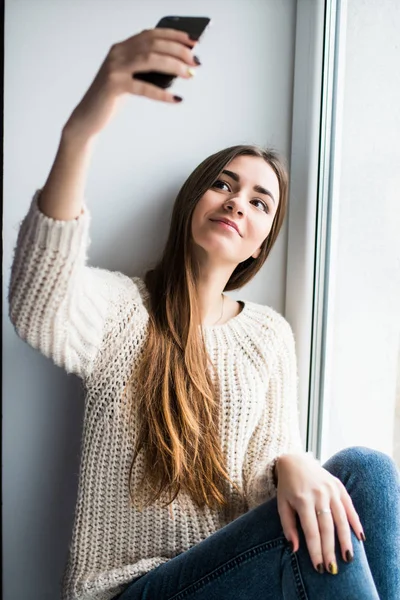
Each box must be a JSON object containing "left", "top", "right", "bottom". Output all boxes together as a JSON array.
[{"left": 286, "top": 0, "right": 346, "bottom": 459}]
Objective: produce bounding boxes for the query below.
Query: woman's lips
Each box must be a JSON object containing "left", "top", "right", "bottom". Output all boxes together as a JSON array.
[{"left": 210, "top": 220, "right": 240, "bottom": 235}]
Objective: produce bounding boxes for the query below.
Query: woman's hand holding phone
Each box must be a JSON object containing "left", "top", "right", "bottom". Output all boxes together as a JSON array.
[{"left": 63, "top": 28, "right": 200, "bottom": 142}]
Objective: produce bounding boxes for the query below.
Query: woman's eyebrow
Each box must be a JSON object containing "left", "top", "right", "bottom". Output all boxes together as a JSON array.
[{"left": 221, "top": 169, "right": 276, "bottom": 205}]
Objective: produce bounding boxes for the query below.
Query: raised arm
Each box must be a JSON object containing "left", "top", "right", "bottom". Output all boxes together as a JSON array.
[
  {"left": 38, "top": 26, "right": 200, "bottom": 221},
  {"left": 8, "top": 28, "right": 201, "bottom": 379}
]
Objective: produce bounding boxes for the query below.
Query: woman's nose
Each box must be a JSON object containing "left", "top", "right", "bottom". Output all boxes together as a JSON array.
[{"left": 224, "top": 196, "right": 246, "bottom": 215}]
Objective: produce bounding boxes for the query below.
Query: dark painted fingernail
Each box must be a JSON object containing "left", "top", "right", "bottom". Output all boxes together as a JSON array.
[
  {"left": 317, "top": 563, "right": 325, "bottom": 574},
  {"left": 360, "top": 531, "right": 366, "bottom": 542},
  {"left": 189, "top": 34, "right": 198, "bottom": 41},
  {"left": 193, "top": 55, "right": 201, "bottom": 65},
  {"left": 345, "top": 550, "right": 354, "bottom": 563},
  {"left": 173, "top": 95, "right": 183, "bottom": 103}
]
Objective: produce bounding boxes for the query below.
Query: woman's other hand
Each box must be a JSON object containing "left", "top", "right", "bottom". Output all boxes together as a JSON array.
[{"left": 275, "top": 454, "right": 364, "bottom": 574}]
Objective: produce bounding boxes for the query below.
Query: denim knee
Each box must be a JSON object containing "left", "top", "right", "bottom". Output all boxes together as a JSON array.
[{"left": 325, "top": 445, "right": 399, "bottom": 485}]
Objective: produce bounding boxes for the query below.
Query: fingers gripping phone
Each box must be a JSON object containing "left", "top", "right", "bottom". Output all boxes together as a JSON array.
[{"left": 134, "top": 16, "right": 211, "bottom": 89}]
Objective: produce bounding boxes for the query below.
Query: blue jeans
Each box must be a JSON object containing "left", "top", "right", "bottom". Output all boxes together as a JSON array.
[{"left": 115, "top": 446, "right": 400, "bottom": 599}]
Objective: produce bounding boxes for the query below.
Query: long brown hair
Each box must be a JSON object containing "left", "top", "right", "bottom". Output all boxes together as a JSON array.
[{"left": 126, "top": 144, "right": 289, "bottom": 512}]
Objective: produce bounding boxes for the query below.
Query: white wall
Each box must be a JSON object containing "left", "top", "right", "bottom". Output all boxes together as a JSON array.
[
  {"left": 3, "top": 1, "right": 297, "bottom": 598},
  {"left": 321, "top": 1, "right": 400, "bottom": 461}
]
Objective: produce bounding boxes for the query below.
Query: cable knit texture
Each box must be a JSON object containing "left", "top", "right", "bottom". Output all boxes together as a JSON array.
[{"left": 8, "top": 190, "right": 316, "bottom": 600}]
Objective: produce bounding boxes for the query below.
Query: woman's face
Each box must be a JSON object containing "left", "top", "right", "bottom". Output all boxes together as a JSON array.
[{"left": 191, "top": 155, "right": 280, "bottom": 266}]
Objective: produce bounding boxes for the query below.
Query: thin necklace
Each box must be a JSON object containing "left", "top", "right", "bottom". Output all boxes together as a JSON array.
[{"left": 213, "top": 293, "right": 225, "bottom": 325}]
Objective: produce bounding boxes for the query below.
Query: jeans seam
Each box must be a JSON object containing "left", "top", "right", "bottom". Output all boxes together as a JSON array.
[
  {"left": 168, "top": 537, "right": 304, "bottom": 600},
  {"left": 285, "top": 552, "right": 308, "bottom": 600}
]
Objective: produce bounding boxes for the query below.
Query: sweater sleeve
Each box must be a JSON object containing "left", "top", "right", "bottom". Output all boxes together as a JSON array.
[
  {"left": 242, "top": 314, "right": 316, "bottom": 510},
  {"left": 7, "top": 189, "right": 139, "bottom": 381}
]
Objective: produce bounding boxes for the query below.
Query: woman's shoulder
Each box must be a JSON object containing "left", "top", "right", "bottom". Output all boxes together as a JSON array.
[
  {"left": 248, "top": 301, "right": 294, "bottom": 334},
  {"left": 246, "top": 301, "right": 296, "bottom": 351},
  {"left": 130, "top": 275, "right": 150, "bottom": 301}
]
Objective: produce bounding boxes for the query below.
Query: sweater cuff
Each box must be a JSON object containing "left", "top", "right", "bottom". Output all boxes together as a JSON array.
[
  {"left": 246, "top": 458, "right": 280, "bottom": 507},
  {"left": 24, "top": 189, "right": 91, "bottom": 259}
]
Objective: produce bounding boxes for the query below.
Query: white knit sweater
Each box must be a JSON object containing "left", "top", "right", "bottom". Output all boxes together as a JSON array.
[{"left": 8, "top": 190, "right": 311, "bottom": 600}]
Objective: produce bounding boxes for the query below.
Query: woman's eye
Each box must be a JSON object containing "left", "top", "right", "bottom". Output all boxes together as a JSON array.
[
  {"left": 253, "top": 198, "right": 269, "bottom": 213},
  {"left": 213, "top": 179, "right": 230, "bottom": 191}
]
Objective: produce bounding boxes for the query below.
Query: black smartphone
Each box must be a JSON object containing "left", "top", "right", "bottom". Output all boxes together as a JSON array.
[{"left": 133, "top": 16, "right": 211, "bottom": 89}]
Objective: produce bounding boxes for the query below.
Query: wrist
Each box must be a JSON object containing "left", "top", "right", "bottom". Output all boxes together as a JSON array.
[
  {"left": 274, "top": 452, "right": 318, "bottom": 483},
  {"left": 272, "top": 453, "right": 295, "bottom": 487},
  {"left": 62, "top": 121, "right": 98, "bottom": 149}
]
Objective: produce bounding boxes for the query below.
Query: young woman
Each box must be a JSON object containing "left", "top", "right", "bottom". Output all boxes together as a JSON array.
[{"left": 8, "top": 27, "right": 400, "bottom": 600}]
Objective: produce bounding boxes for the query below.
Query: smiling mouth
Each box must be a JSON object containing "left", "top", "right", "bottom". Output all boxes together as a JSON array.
[{"left": 210, "top": 220, "right": 240, "bottom": 235}]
